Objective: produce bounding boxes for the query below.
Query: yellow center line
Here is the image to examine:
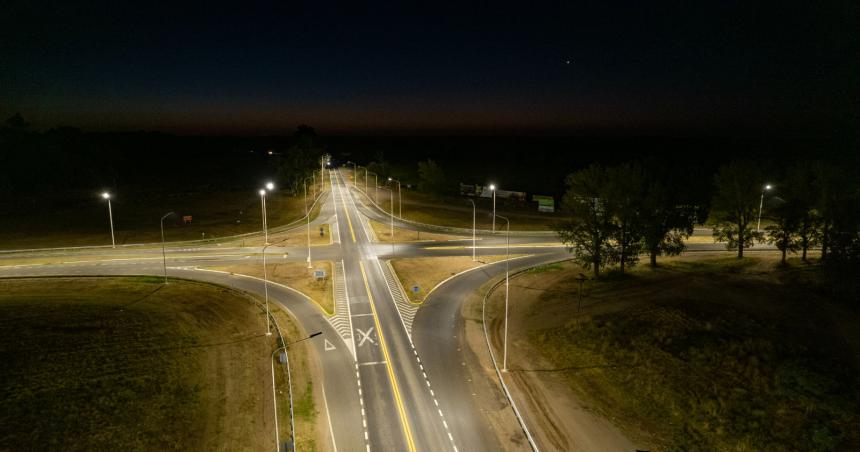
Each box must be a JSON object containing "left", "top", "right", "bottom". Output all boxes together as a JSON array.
[
  {"left": 358, "top": 261, "right": 417, "bottom": 452},
  {"left": 338, "top": 176, "right": 357, "bottom": 243}
]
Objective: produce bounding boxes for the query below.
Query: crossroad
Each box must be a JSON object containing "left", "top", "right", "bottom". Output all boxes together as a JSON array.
[{"left": 0, "top": 167, "right": 780, "bottom": 451}]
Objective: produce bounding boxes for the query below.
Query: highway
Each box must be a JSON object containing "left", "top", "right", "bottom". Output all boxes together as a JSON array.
[{"left": 0, "top": 168, "right": 778, "bottom": 451}]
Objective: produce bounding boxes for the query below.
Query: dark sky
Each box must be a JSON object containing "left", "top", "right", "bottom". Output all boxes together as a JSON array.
[{"left": 2, "top": 1, "right": 857, "bottom": 135}]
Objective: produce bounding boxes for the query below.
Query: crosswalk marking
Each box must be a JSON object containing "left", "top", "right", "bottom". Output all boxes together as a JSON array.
[
  {"left": 377, "top": 258, "right": 418, "bottom": 336},
  {"left": 327, "top": 259, "right": 355, "bottom": 359}
]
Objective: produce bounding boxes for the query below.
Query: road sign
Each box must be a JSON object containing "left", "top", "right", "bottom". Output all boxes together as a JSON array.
[
  {"left": 411, "top": 285, "right": 420, "bottom": 293},
  {"left": 324, "top": 339, "right": 336, "bottom": 351},
  {"left": 533, "top": 195, "right": 555, "bottom": 212},
  {"left": 314, "top": 269, "right": 327, "bottom": 280},
  {"left": 319, "top": 227, "right": 325, "bottom": 236}
]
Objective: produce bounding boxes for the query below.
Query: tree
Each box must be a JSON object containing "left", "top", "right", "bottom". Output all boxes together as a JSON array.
[
  {"left": 293, "top": 124, "right": 317, "bottom": 150},
  {"left": 710, "top": 161, "right": 766, "bottom": 258},
  {"left": 605, "top": 163, "right": 645, "bottom": 273},
  {"left": 554, "top": 165, "right": 617, "bottom": 278},
  {"left": 417, "top": 159, "right": 447, "bottom": 195},
  {"left": 4, "top": 112, "right": 29, "bottom": 129},
  {"left": 783, "top": 165, "right": 821, "bottom": 261},
  {"left": 814, "top": 163, "right": 860, "bottom": 266},
  {"left": 639, "top": 179, "right": 697, "bottom": 266},
  {"left": 765, "top": 196, "right": 801, "bottom": 264}
]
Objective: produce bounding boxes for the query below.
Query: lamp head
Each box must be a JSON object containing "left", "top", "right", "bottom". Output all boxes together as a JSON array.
[
  {"left": 489, "top": 184, "right": 496, "bottom": 191},
  {"left": 388, "top": 177, "right": 392, "bottom": 181},
  {"left": 259, "top": 189, "right": 266, "bottom": 196},
  {"left": 101, "top": 192, "right": 110, "bottom": 199},
  {"left": 265, "top": 182, "right": 275, "bottom": 191},
  {"left": 765, "top": 184, "right": 772, "bottom": 190}
]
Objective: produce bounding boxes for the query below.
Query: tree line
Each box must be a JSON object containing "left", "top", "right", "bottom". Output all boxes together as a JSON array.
[{"left": 555, "top": 159, "right": 860, "bottom": 277}]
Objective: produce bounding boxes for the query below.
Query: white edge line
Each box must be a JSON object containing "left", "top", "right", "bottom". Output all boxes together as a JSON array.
[
  {"left": 481, "top": 266, "right": 543, "bottom": 452},
  {"left": 321, "top": 379, "right": 339, "bottom": 452}
]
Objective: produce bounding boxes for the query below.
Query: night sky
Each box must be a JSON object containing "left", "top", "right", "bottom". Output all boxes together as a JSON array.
[{"left": 2, "top": 1, "right": 857, "bottom": 135}]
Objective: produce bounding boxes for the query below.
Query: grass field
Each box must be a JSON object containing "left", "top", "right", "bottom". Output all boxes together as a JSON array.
[
  {"left": 0, "top": 188, "right": 325, "bottom": 250},
  {"left": 390, "top": 255, "right": 520, "bottom": 303},
  {"left": 0, "top": 276, "right": 279, "bottom": 451},
  {"left": 212, "top": 261, "right": 334, "bottom": 315},
  {"left": 345, "top": 173, "right": 563, "bottom": 231},
  {"left": 368, "top": 219, "right": 465, "bottom": 242},
  {"left": 486, "top": 256, "right": 860, "bottom": 451}
]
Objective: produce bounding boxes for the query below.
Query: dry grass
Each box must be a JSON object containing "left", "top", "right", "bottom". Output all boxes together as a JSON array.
[
  {"left": 0, "top": 190, "right": 321, "bottom": 250},
  {"left": 270, "top": 305, "right": 324, "bottom": 451},
  {"left": 352, "top": 181, "right": 563, "bottom": 231},
  {"left": 213, "top": 261, "right": 334, "bottom": 315},
  {"left": 486, "top": 256, "right": 860, "bottom": 451},
  {"left": 0, "top": 276, "right": 276, "bottom": 451},
  {"left": 241, "top": 223, "right": 331, "bottom": 247},
  {"left": 367, "top": 219, "right": 465, "bottom": 243},
  {"left": 390, "top": 255, "right": 518, "bottom": 303}
]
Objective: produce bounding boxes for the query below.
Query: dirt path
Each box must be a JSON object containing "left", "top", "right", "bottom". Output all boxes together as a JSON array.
[{"left": 483, "top": 271, "right": 640, "bottom": 452}]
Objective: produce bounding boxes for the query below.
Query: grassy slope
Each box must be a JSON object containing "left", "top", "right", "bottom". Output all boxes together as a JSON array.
[
  {"left": 367, "top": 219, "right": 464, "bottom": 243},
  {"left": 347, "top": 173, "right": 562, "bottom": 231},
  {"left": 0, "top": 189, "right": 322, "bottom": 250},
  {"left": 0, "top": 276, "right": 277, "bottom": 451},
  {"left": 390, "top": 255, "right": 518, "bottom": 303},
  {"left": 213, "top": 261, "right": 334, "bottom": 315},
  {"left": 506, "top": 258, "right": 860, "bottom": 451}
]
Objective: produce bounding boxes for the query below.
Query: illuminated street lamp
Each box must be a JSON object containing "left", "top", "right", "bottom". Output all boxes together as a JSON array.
[
  {"left": 757, "top": 184, "right": 772, "bottom": 232},
  {"left": 160, "top": 212, "right": 175, "bottom": 284},
  {"left": 388, "top": 177, "right": 402, "bottom": 218},
  {"left": 497, "top": 215, "right": 511, "bottom": 371},
  {"left": 259, "top": 183, "right": 274, "bottom": 245},
  {"left": 489, "top": 184, "right": 497, "bottom": 232},
  {"left": 101, "top": 192, "right": 116, "bottom": 248}
]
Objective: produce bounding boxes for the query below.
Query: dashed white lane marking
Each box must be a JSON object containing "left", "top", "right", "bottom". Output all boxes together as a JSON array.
[{"left": 354, "top": 361, "right": 371, "bottom": 450}]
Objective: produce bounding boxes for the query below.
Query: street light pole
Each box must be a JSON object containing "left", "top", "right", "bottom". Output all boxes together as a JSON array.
[
  {"left": 468, "top": 199, "right": 476, "bottom": 261},
  {"left": 757, "top": 184, "right": 772, "bottom": 232},
  {"left": 160, "top": 212, "right": 175, "bottom": 284},
  {"left": 101, "top": 192, "right": 116, "bottom": 248},
  {"left": 489, "top": 184, "right": 497, "bottom": 232},
  {"left": 304, "top": 180, "right": 312, "bottom": 269},
  {"left": 497, "top": 214, "right": 511, "bottom": 371},
  {"left": 262, "top": 243, "right": 272, "bottom": 336},
  {"left": 369, "top": 172, "right": 378, "bottom": 204},
  {"left": 260, "top": 181, "right": 275, "bottom": 245},
  {"left": 271, "top": 331, "right": 322, "bottom": 452},
  {"left": 388, "top": 177, "right": 401, "bottom": 219}
]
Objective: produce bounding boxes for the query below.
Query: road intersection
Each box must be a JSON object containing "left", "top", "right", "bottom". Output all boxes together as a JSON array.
[{"left": 0, "top": 169, "right": 775, "bottom": 451}]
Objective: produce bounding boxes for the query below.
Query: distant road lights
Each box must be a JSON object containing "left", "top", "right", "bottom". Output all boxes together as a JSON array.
[
  {"left": 489, "top": 184, "right": 497, "bottom": 232},
  {"left": 266, "top": 181, "right": 275, "bottom": 191},
  {"left": 757, "top": 183, "right": 773, "bottom": 232},
  {"left": 101, "top": 192, "right": 116, "bottom": 248}
]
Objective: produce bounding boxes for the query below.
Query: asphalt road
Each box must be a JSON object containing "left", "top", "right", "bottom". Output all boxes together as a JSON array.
[{"left": 0, "top": 168, "right": 779, "bottom": 451}]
